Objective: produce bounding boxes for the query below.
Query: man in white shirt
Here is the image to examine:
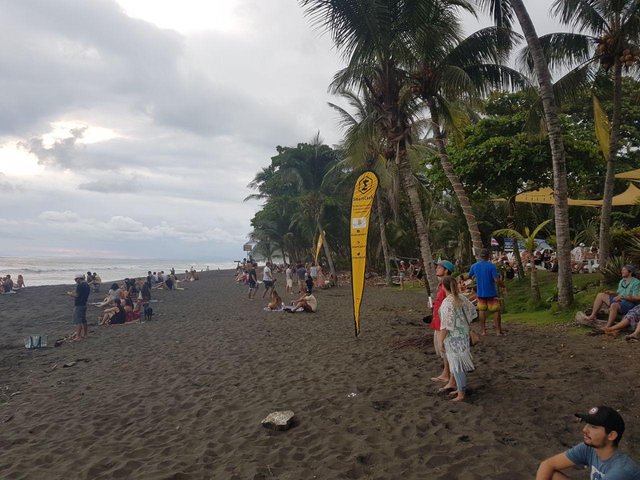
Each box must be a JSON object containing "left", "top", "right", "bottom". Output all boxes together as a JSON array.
[{"left": 262, "top": 262, "right": 275, "bottom": 299}]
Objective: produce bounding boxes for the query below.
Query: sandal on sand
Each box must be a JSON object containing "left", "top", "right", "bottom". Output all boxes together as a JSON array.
[
  {"left": 430, "top": 377, "right": 448, "bottom": 383},
  {"left": 625, "top": 336, "right": 639, "bottom": 343},
  {"left": 587, "top": 330, "right": 604, "bottom": 336}
]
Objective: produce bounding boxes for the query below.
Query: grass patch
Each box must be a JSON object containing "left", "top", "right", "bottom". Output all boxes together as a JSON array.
[{"left": 502, "top": 271, "right": 615, "bottom": 326}]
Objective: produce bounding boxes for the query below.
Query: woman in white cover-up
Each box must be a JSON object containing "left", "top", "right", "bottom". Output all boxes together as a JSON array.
[{"left": 438, "top": 275, "right": 477, "bottom": 402}]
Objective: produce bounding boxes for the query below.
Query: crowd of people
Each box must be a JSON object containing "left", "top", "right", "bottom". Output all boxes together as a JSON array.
[
  {"left": 65, "top": 267, "right": 194, "bottom": 341},
  {"left": 235, "top": 258, "right": 326, "bottom": 314}
]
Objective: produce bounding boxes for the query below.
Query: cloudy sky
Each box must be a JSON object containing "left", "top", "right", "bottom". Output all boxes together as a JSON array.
[{"left": 0, "top": 0, "right": 561, "bottom": 260}]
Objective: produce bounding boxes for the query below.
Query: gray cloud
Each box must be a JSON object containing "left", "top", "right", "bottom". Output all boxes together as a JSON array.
[{"left": 0, "top": 0, "right": 562, "bottom": 259}]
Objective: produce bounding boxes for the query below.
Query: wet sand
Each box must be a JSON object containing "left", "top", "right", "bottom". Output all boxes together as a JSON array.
[{"left": 1, "top": 270, "right": 638, "bottom": 479}]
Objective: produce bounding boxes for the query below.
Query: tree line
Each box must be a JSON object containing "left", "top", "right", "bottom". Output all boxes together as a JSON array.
[{"left": 246, "top": 0, "right": 640, "bottom": 309}]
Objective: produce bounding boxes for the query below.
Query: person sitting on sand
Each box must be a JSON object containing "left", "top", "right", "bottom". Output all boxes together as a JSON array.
[
  {"left": 285, "top": 292, "right": 318, "bottom": 313},
  {"left": 90, "top": 272, "right": 101, "bottom": 292},
  {"left": 190, "top": 267, "right": 199, "bottom": 281},
  {"left": 536, "top": 405, "right": 640, "bottom": 479},
  {"left": 3, "top": 275, "right": 14, "bottom": 292},
  {"left": 95, "top": 282, "right": 121, "bottom": 308},
  {"left": 15, "top": 274, "right": 25, "bottom": 289},
  {"left": 99, "top": 298, "right": 125, "bottom": 325},
  {"left": 266, "top": 290, "right": 284, "bottom": 311},
  {"left": 577, "top": 265, "right": 640, "bottom": 327},
  {"left": 601, "top": 304, "right": 640, "bottom": 337},
  {"left": 438, "top": 275, "right": 477, "bottom": 402},
  {"left": 124, "top": 299, "right": 141, "bottom": 323}
]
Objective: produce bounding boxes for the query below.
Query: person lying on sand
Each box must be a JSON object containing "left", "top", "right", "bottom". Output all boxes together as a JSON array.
[{"left": 536, "top": 406, "right": 640, "bottom": 479}]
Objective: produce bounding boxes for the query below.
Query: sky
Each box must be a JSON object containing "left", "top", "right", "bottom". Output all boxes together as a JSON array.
[{"left": 0, "top": 0, "right": 562, "bottom": 260}]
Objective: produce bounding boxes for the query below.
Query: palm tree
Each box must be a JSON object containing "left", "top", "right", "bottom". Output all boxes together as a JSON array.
[
  {"left": 300, "top": 0, "right": 473, "bottom": 296},
  {"left": 477, "top": 0, "right": 574, "bottom": 308},
  {"left": 493, "top": 219, "right": 552, "bottom": 304},
  {"left": 523, "top": 0, "right": 640, "bottom": 271},
  {"left": 411, "top": 26, "right": 525, "bottom": 258},
  {"left": 329, "top": 90, "right": 396, "bottom": 285}
]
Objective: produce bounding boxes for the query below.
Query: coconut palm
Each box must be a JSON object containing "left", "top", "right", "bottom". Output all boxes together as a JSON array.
[
  {"left": 520, "top": 0, "right": 640, "bottom": 271},
  {"left": 329, "top": 89, "right": 396, "bottom": 285},
  {"left": 300, "top": 0, "right": 474, "bottom": 295},
  {"left": 493, "top": 219, "right": 552, "bottom": 305},
  {"left": 410, "top": 25, "right": 525, "bottom": 258},
  {"left": 476, "top": 0, "right": 574, "bottom": 308}
]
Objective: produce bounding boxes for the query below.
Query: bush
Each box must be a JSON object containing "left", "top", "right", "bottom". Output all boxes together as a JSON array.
[{"left": 599, "top": 255, "right": 631, "bottom": 284}]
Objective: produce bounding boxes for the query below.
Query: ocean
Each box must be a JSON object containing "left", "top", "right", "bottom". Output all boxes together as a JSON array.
[{"left": 0, "top": 256, "right": 236, "bottom": 287}]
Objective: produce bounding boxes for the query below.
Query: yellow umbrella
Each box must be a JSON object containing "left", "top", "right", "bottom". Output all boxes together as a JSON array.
[
  {"left": 615, "top": 168, "right": 640, "bottom": 181},
  {"left": 497, "top": 184, "right": 640, "bottom": 207}
]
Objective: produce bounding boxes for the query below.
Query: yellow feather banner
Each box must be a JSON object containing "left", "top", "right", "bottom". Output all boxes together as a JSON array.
[
  {"left": 593, "top": 95, "right": 611, "bottom": 161},
  {"left": 350, "top": 171, "right": 379, "bottom": 336},
  {"left": 314, "top": 231, "right": 324, "bottom": 264}
]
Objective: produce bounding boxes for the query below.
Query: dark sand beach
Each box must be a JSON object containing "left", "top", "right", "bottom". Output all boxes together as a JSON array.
[{"left": 1, "top": 270, "right": 639, "bottom": 479}]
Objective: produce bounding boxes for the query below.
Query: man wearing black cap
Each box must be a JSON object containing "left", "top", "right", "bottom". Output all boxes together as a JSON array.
[{"left": 536, "top": 406, "right": 640, "bottom": 479}]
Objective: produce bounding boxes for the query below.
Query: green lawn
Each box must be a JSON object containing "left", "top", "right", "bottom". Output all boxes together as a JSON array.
[{"left": 502, "top": 271, "right": 614, "bottom": 326}]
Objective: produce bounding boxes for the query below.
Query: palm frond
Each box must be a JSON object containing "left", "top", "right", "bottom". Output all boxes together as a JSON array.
[
  {"left": 551, "top": 0, "right": 608, "bottom": 35},
  {"left": 443, "top": 27, "right": 522, "bottom": 67},
  {"left": 475, "top": 0, "right": 515, "bottom": 30},
  {"left": 519, "top": 32, "right": 597, "bottom": 75},
  {"left": 552, "top": 62, "right": 598, "bottom": 105}
]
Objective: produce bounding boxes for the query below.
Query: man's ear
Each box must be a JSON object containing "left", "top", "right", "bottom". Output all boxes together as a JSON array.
[{"left": 607, "top": 430, "right": 619, "bottom": 443}]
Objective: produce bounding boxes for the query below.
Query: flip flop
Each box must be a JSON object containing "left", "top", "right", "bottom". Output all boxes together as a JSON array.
[
  {"left": 626, "top": 336, "right": 639, "bottom": 343},
  {"left": 430, "top": 377, "right": 448, "bottom": 383}
]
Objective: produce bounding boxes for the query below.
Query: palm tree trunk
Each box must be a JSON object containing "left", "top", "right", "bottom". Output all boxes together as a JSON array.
[
  {"left": 427, "top": 100, "right": 484, "bottom": 258},
  {"left": 397, "top": 152, "right": 438, "bottom": 296},
  {"left": 376, "top": 194, "right": 392, "bottom": 286},
  {"left": 511, "top": 0, "right": 574, "bottom": 308},
  {"left": 317, "top": 220, "right": 337, "bottom": 286},
  {"left": 530, "top": 262, "right": 541, "bottom": 304},
  {"left": 507, "top": 200, "right": 525, "bottom": 280},
  {"left": 599, "top": 61, "right": 622, "bottom": 269}
]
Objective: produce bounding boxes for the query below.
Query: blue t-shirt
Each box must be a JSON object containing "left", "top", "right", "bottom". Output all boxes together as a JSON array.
[
  {"left": 565, "top": 443, "right": 640, "bottom": 479},
  {"left": 469, "top": 261, "right": 498, "bottom": 298}
]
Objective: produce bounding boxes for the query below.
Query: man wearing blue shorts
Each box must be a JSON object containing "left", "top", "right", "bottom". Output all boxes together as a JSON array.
[
  {"left": 67, "top": 273, "right": 90, "bottom": 341},
  {"left": 537, "top": 405, "right": 640, "bottom": 479},
  {"left": 469, "top": 248, "right": 504, "bottom": 336},
  {"left": 580, "top": 265, "right": 640, "bottom": 326}
]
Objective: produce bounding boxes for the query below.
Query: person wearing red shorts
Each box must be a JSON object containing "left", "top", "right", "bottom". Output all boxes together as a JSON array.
[{"left": 469, "top": 248, "right": 505, "bottom": 335}]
